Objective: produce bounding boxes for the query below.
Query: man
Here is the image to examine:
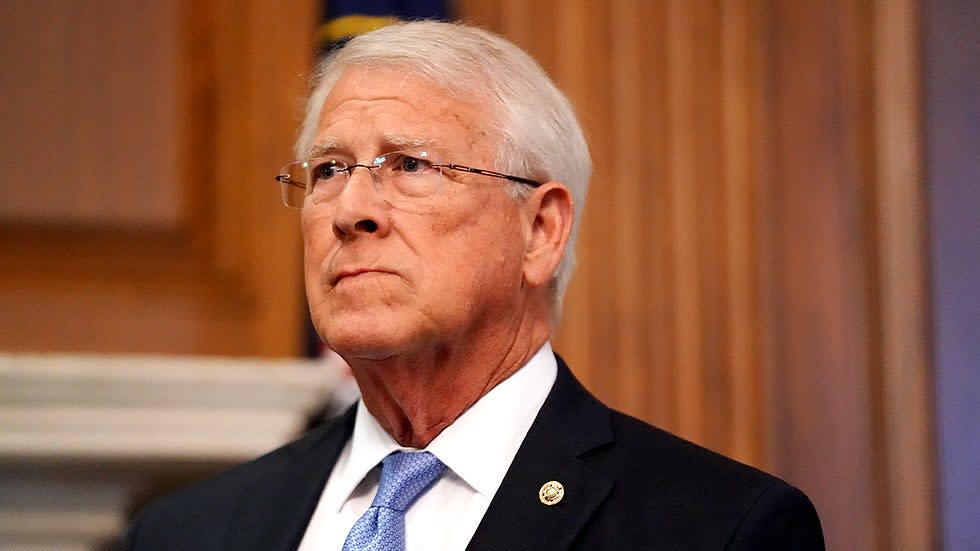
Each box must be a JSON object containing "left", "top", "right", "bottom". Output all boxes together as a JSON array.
[{"left": 122, "top": 21, "right": 824, "bottom": 550}]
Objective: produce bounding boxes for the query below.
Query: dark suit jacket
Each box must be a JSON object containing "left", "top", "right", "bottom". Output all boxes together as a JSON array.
[{"left": 121, "top": 355, "right": 824, "bottom": 550}]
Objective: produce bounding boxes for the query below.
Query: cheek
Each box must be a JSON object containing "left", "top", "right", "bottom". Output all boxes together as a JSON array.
[
  {"left": 301, "top": 208, "right": 337, "bottom": 290},
  {"left": 420, "top": 199, "right": 524, "bottom": 289},
  {"left": 301, "top": 208, "right": 333, "bottom": 254}
]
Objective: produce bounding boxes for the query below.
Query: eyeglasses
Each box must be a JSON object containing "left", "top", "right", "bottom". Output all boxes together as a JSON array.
[{"left": 274, "top": 150, "right": 541, "bottom": 208}]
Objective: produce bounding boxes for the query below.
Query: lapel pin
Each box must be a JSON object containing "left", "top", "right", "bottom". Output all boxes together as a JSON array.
[{"left": 538, "top": 480, "right": 565, "bottom": 506}]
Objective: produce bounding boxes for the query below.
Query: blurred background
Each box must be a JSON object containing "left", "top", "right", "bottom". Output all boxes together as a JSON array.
[{"left": 0, "top": 1, "right": 976, "bottom": 550}]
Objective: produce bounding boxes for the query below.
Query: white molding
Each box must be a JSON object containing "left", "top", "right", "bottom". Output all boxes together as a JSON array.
[{"left": 0, "top": 353, "right": 337, "bottom": 551}]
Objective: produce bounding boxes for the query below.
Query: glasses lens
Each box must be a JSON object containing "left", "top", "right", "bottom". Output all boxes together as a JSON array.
[
  {"left": 381, "top": 152, "right": 445, "bottom": 199},
  {"left": 275, "top": 151, "right": 448, "bottom": 208},
  {"left": 279, "top": 162, "right": 309, "bottom": 208}
]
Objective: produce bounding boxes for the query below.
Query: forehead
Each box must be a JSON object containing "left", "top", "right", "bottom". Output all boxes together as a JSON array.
[{"left": 312, "top": 67, "right": 494, "bottom": 156}]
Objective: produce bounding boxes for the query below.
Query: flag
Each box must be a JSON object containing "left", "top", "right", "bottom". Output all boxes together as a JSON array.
[{"left": 317, "top": 0, "right": 451, "bottom": 55}]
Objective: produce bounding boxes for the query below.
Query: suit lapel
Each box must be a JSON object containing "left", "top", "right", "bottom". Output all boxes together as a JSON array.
[
  {"left": 222, "top": 406, "right": 357, "bottom": 551},
  {"left": 467, "top": 356, "right": 615, "bottom": 551}
]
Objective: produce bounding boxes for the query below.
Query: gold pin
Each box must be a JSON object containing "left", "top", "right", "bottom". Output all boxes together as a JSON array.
[{"left": 538, "top": 480, "right": 565, "bottom": 506}]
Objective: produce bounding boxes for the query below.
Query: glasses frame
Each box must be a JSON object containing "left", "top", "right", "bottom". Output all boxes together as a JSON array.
[{"left": 274, "top": 153, "right": 542, "bottom": 208}]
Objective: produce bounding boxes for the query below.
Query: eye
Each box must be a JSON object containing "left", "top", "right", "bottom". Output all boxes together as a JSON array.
[
  {"left": 393, "top": 154, "right": 433, "bottom": 173},
  {"left": 311, "top": 160, "right": 346, "bottom": 181}
]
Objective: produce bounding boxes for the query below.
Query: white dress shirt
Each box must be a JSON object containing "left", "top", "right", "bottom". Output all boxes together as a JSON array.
[{"left": 296, "top": 342, "right": 557, "bottom": 551}]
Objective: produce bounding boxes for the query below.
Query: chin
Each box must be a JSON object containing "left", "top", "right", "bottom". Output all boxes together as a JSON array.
[{"left": 317, "top": 317, "right": 418, "bottom": 362}]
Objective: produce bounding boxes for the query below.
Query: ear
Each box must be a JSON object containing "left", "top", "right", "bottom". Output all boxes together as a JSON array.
[{"left": 522, "top": 182, "right": 574, "bottom": 289}]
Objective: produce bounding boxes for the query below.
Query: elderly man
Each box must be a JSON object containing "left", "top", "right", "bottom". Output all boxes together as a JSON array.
[{"left": 122, "top": 21, "right": 823, "bottom": 550}]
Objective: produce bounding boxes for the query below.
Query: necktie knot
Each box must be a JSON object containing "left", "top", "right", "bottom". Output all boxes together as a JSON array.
[
  {"left": 341, "top": 451, "right": 445, "bottom": 550},
  {"left": 372, "top": 451, "right": 445, "bottom": 512}
]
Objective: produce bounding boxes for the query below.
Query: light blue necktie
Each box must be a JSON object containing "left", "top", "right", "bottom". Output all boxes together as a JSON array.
[{"left": 341, "top": 451, "right": 446, "bottom": 551}]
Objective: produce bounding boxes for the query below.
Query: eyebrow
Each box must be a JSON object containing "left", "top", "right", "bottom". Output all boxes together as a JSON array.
[
  {"left": 381, "top": 133, "right": 435, "bottom": 151},
  {"left": 304, "top": 134, "right": 437, "bottom": 161},
  {"left": 304, "top": 138, "right": 344, "bottom": 160}
]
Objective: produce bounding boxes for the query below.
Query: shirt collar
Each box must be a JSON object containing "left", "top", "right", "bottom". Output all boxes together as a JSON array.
[{"left": 330, "top": 342, "right": 557, "bottom": 508}]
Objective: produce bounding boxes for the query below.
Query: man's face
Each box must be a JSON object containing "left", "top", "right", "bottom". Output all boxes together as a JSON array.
[{"left": 302, "top": 67, "right": 530, "bottom": 361}]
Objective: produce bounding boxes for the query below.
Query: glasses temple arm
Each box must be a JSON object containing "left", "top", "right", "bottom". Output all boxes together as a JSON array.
[
  {"left": 440, "top": 164, "right": 542, "bottom": 187},
  {"left": 275, "top": 175, "right": 307, "bottom": 189}
]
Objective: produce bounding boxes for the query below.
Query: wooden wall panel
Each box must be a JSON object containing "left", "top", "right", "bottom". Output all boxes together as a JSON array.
[
  {"left": 720, "top": 0, "right": 768, "bottom": 465},
  {"left": 0, "top": 0, "right": 316, "bottom": 356},
  {"left": 0, "top": 1, "right": 182, "bottom": 228},
  {"left": 458, "top": 1, "right": 935, "bottom": 549},
  {"left": 765, "top": 2, "right": 879, "bottom": 547},
  {"left": 871, "top": 1, "right": 936, "bottom": 548}
]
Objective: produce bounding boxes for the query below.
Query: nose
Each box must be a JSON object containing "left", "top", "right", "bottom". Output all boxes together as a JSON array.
[{"left": 330, "top": 167, "right": 391, "bottom": 241}]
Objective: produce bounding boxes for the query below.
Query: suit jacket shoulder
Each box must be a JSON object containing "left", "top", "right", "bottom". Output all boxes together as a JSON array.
[
  {"left": 589, "top": 410, "right": 823, "bottom": 549},
  {"left": 466, "top": 355, "right": 824, "bottom": 550}
]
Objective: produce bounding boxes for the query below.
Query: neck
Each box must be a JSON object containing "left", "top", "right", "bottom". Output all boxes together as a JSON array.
[{"left": 346, "top": 313, "right": 551, "bottom": 448}]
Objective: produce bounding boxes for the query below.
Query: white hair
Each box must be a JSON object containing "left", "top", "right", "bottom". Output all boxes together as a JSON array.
[{"left": 296, "top": 20, "right": 591, "bottom": 318}]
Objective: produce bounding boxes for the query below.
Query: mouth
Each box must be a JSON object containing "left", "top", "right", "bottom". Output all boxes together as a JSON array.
[{"left": 331, "top": 268, "right": 394, "bottom": 285}]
